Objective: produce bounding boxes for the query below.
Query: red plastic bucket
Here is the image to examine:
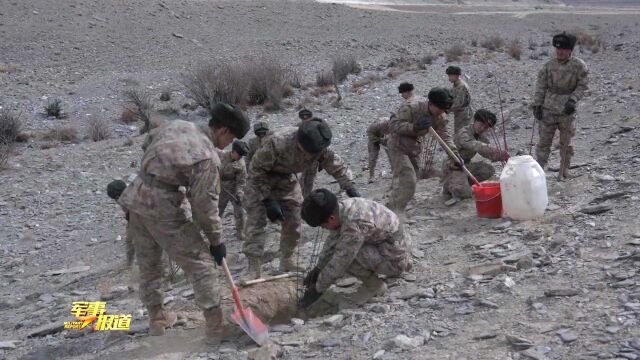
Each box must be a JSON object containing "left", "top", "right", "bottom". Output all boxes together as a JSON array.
[{"left": 471, "top": 182, "right": 502, "bottom": 218}]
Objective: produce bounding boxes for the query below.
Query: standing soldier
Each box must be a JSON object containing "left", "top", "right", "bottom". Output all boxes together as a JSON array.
[
  {"left": 446, "top": 66, "right": 473, "bottom": 134},
  {"left": 298, "top": 189, "right": 411, "bottom": 308},
  {"left": 245, "top": 121, "right": 271, "bottom": 172},
  {"left": 243, "top": 118, "right": 360, "bottom": 279},
  {"left": 532, "top": 32, "right": 588, "bottom": 179},
  {"left": 118, "top": 103, "right": 249, "bottom": 340},
  {"left": 219, "top": 140, "right": 250, "bottom": 242},
  {"left": 386, "top": 87, "right": 457, "bottom": 218},
  {"left": 366, "top": 117, "right": 391, "bottom": 183},
  {"left": 442, "top": 109, "right": 510, "bottom": 200}
]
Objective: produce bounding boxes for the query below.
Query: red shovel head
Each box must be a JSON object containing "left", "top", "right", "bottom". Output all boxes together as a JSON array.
[{"left": 230, "top": 303, "right": 269, "bottom": 346}]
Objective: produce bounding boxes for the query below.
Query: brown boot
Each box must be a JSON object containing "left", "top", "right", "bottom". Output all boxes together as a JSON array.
[
  {"left": 279, "top": 255, "right": 303, "bottom": 273},
  {"left": 148, "top": 305, "right": 177, "bottom": 336},
  {"left": 203, "top": 307, "right": 241, "bottom": 344},
  {"left": 246, "top": 256, "right": 262, "bottom": 280}
]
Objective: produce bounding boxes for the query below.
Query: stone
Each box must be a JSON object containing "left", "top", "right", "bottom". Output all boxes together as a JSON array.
[
  {"left": 0, "top": 340, "right": 17, "bottom": 350},
  {"left": 369, "top": 304, "right": 389, "bottom": 314},
  {"left": 271, "top": 325, "right": 293, "bottom": 333},
  {"left": 28, "top": 322, "right": 65, "bottom": 338},
  {"left": 392, "top": 334, "right": 424, "bottom": 349},
  {"left": 505, "top": 334, "right": 534, "bottom": 350},
  {"left": 171, "top": 32, "right": 184, "bottom": 38},
  {"left": 336, "top": 277, "right": 358, "bottom": 287},
  {"left": 403, "top": 274, "right": 417, "bottom": 282},
  {"left": 323, "top": 314, "right": 344, "bottom": 327},
  {"left": 579, "top": 204, "right": 612, "bottom": 215},
  {"left": 445, "top": 198, "right": 458, "bottom": 206},
  {"left": 321, "top": 338, "right": 341, "bottom": 348},
  {"left": 181, "top": 289, "right": 195, "bottom": 299},
  {"left": 373, "top": 350, "right": 386, "bottom": 359},
  {"left": 411, "top": 249, "right": 425, "bottom": 258},
  {"left": 473, "top": 332, "right": 498, "bottom": 340},
  {"left": 556, "top": 329, "right": 578, "bottom": 343},
  {"left": 468, "top": 262, "right": 516, "bottom": 276},
  {"left": 101, "top": 285, "right": 131, "bottom": 300},
  {"left": 39, "top": 293, "right": 55, "bottom": 304},
  {"left": 493, "top": 221, "right": 512, "bottom": 230},
  {"left": 291, "top": 318, "right": 304, "bottom": 326},
  {"left": 544, "top": 288, "right": 579, "bottom": 297},
  {"left": 520, "top": 348, "right": 550, "bottom": 360},
  {"left": 595, "top": 174, "right": 616, "bottom": 182},
  {"left": 516, "top": 255, "right": 534, "bottom": 270},
  {"left": 45, "top": 265, "right": 90, "bottom": 276},
  {"left": 247, "top": 342, "right": 282, "bottom": 360}
]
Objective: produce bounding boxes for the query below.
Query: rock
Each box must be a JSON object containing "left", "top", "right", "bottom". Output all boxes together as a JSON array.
[
  {"left": 403, "top": 274, "right": 417, "bottom": 282},
  {"left": 493, "top": 221, "right": 512, "bottom": 230},
  {"left": 556, "top": 329, "right": 578, "bottom": 343},
  {"left": 544, "top": 288, "right": 579, "bottom": 297},
  {"left": 171, "top": 32, "right": 184, "bottom": 38},
  {"left": 579, "top": 204, "right": 612, "bottom": 215},
  {"left": 28, "top": 322, "right": 64, "bottom": 338},
  {"left": 468, "top": 262, "right": 517, "bottom": 276},
  {"left": 101, "top": 285, "right": 131, "bottom": 300},
  {"left": 520, "top": 348, "right": 550, "bottom": 360},
  {"left": 454, "top": 303, "right": 475, "bottom": 315},
  {"left": 373, "top": 349, "right": 385, "bottom": 359},
  {"left": 127, "top": 323, "right": 149, "bottom": 335},
  {"left": 516, "top": 255, "right": 534, "bottom": 270},
  {"left": 595, "top": 174, "right": 616, "bottom": 182},
  {"left": 369, "top": 304, "right": 389, "bottom": 313},
  {"left": 336, "top": 277, "right": 358, "bottom": 287},
  {"left": 247, "top": 342, "right": 282, "bottom": 359},
  {"left": 321, "top": 338, "right": 341, "bottom": 348},
  {"left": 291, "top": 318, "right": 304, "bottom": 326},
  {"left": 411, "top": 249, "right": 425, "bottom": 258},
  {"left": 0, "top": 340, "right": 17, "bottom": 349},
  {"left": 473, "top": 332, "right": 498, "bottom": 340},
  {"left": 444, "top": 198, "right": 458, "bottom": 206},
  {"left": 271, "top": 324, "right": 293, "bottom": 333},
  {"left": 39, "top": 293, "right": 55, "bottom": 304},
  {"left": 506, "top": 334, "right": 534, "bottom": 350},
  {"left": 397, "top": 287, "right": 425, "bottom": 300},
  {"left": 323, "top": 314, "right": 344, "bottom": 327},
  {"left": 181, "top": 289, "right": 195, "bottom": 299},
  {"left": 392, "top": 334, "right": 424, "bottom": 349},
  {"left": 45, "top": 265, "right": 90, "bottom": 276}
]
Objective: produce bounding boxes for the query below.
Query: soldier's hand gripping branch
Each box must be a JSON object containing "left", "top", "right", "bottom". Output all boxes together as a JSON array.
[{"left": 263, "top": 198, "right": 285, "bottom": 223}]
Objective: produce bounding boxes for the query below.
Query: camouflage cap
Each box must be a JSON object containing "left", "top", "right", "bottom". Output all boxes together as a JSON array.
[
  {"left": 446, "top": 65, "right": 461, "bottom": 76},
  {"left": 301, "top": 188, "right": 338, "bottom": 227},
  {"left": 253, "top": 121, "right": 269, "bottom": 135},
  {"left": 474, "top": 109, "right": 497, "bottom": 127},
  {"left": 297, "top": 118, "right": 332, "bottom": 154},
  {"left": 552, "top": 32, "right": 577, "bottom": 50},
  {"left": 209, "top": 103, "right": 250, "bottom": 139},
  {"left": 398, "top": 82, "right": 414, "bottom": 93},
  {"left": 298, "top": 109, "right": 313, "bottom": 120},
  {"left": 107, "top": 180, "right": 127, "bottom": 200},
  {"left": 427, "top": 87, "right": 454, "bottom": 110},
  {"left": 232, "top": 140, "right": 250, "bottom": 157}
]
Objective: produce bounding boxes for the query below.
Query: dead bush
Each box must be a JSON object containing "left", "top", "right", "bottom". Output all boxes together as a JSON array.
[
  {"left": 182, "top": 63, "right": 248, "bottom": 112},
  {"left": 332, "top": 55, "right": 361, "bottom": 83},
  {"left": 445, "top": 44, "right": 465, "bottom": 62},
  {"left": 507, "top": 40, "right": 522, "bottom": 60},
  {"left": 124, "top": 89, "right": 152, "bottom": 134},
  {"left": 573, "top": 29, "right": 596, "bottom": 47},
  {"left": 310, "top": 86, "right": 334, "bottom": 97},
  {"left": 352, "top": 74, "right": 383, "bottom": 90},
  {"left": 481, "top": 35, "right": 505, "bottom": 51},
  {"left": 245, "top": 58, "right": 293, "bottom": 110},
  {"left": 296, "top": 96, "right": 321, "bottom": 110},
  {"left": 387, "top": 68, "right": 406, "bottom": 79},
  {"left": 0, "top": 64, "right": 17, "bottom": 74},
  {"left": 42, "top": 125, "right": 78, "bottom": 142},
  {"left": 0, "top": 110, "right": 22, "bottom": 145},
  {"left": 160, "top": 91, "right": 171, "bottom": 102},
  {"left": 288, "top": 70, "right": 303, "bottom": 89},
  {"left": 45, "top": 99, "right": 65, "bottom": 118},
  {"left": 420, "top": 54, "right": 436, "bottom": 66},
  {"left": 120, "top": 108, "right": 139, "bottom": 124},
  {"left": 0, "top": 143, "right": 13, "bottom": 170},
  {"left": 87, "top": 117, "right": 111, "bottom": 142},
  {"left": 316, "top": 71, "right": 335, "bottom": 87},
  {"left": 528, "top": 39, "right": 538, "bottom": 50},
  {"left": 471, "top": 39, "right": 478, "bottom": 47}
]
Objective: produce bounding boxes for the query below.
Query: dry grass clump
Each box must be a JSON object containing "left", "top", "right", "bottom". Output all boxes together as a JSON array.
[
  {"left": 245, "top": 58, "right": 293, "bottom": 110},
  {"left": 420, "top": 54, "right": 436, "bottom": 66},
  {"left": 352, "top": 74, "right": 383, "bottom": 91},
  {"left": 87, "top": 117, "right": 111, "bottom": 142},
  {"left": 332, "top": 55, "right": 361, "bottom": 83},
  {"left": 445, "top": 44, "right": 465, "bottom": 62},
  {"left": 42, "top": 125, "right": 78, "bottom": 142},
  {"left": 0, "top": 64, "right": 17, "bottom": 74},
  {"left": 481, "top": 35, "right": 505, "bottom": 51},
  {"left": 0, "top": 110, "right": 22, "bottom": 145},
  {"left": 316, "top": 71, "right": 335, "bottom": 87},
  {"left": 507, "top": 40, "right": 522, "bottom": 60},
  {"left": 183, "top": 63, "right": 248, "bottom": 111},
  {"left": 124, "top": 89, "right": 152, "bottom": 134},
  {"left": 45, "top": 99, "right": 66, "bottom": 118}
]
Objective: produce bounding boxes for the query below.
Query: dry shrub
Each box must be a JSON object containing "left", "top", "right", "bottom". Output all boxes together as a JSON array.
[
  {"left": 573, "top": 29, "right": 596, "bottom": 47},
  {"left": 316, "top": 71, "right": 335, "bottom": 87},
  {"left": 507, "top": 40, "right": 522, "bottom": 60},
  {"left": 124, "top": 89, "right": 152, "bottom": 134},
  {"left": 245, "top": 58, "right": 293, "bottom": 110},
  {"left": 45, "top": 99, "right": 65, "bottom": 118},
  {"left": 0, "top": 110, "right": 22, "bottom": 145},
  {"left": 445, "top": 44, "right": 465, "bottom": 62},
  {"left": 0, "top": 64, "right": 17, "bottom": 74},
  {"left": 182, "top": 63, "right": 248, "bottom": 112},
  {"left": 296, "top": 96, "right": 321, "bottom": 110},
  {"left": 310, "top": 86, "right": 334, "bottom": 97},
  {"left": 42, "top": 125, "right": 78, "bottom": 142},
  {"left": 481, "top": 35, "right": 505, "bottom": 51},
  {"left": 351, "top": 73, "right": 383, "bottom": 90},
  {"left": 332, "top": 55, "right": 361, "bottom": 83},
  {"left": 120, "top": 108, "right": 139, "bottom": 124},
  {"left": 387, "top": 68, "right": 405, "bottom": 79},
  {"left": 87, "top": 117, "right": 111, "bottom": 142},
  {"left": 0, "top": 143, "right": 12, "bottom": 169},
  {"left": 420, "top": 54, "right": 436, "bottom": 66}
]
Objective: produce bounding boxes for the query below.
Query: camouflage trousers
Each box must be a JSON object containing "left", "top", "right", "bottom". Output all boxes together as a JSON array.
[
  {"left": 367, "top": 137, "right": 390, "bottom": 178},
  {"left": 300, "top": 163, "right": 318, "bottom": 199},
  {"left": 219, "top": 188, "right": 246, "bottom": 242},
  {"left": 243, "top": 177, "right": 302, "bottom": 259},
  {"left": 453, "top": 108, "right": 473, "bottom": 134},
  {"left": 535, "top": 111, "right": 576, "bottom": 168},
  {"left": 442, "top": 161, "right": 495, "bottom": 199},
  {"left": 386, "top": 146, "right": 421, "bottom": 216},
  {"left": 129, "top": 211, "right": 220, "bottom": 311},
  {"left": 351, "top": 228, "right": 412, "bottom": 278}
]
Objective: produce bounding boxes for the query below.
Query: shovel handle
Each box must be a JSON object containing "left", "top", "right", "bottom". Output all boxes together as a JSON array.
[
  {"left": 239, "top": 273, "right": 294, "bottom": 287},
  {"left": 221, "top": 259, "right": 247, "bottom": 322},
  {"left": 428, "top": 127, "right": 481, "bottom": 186}
]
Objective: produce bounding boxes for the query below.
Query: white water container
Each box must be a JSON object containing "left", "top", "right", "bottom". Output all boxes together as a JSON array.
[{"left": 499, "top": 155, "right": 548, "bottom": 220}]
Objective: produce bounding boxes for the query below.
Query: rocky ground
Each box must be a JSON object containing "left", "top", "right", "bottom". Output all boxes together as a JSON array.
[{"left": 1, "top": 0, "right": 640, "bottom": 359}]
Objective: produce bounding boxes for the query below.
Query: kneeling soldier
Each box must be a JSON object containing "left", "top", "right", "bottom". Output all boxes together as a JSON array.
[
  {"left": 442, "top": 109, "right": 509, "bottom": 200},
  {"left": 298, "top": 189, "right": 411, "bottom": 308}
]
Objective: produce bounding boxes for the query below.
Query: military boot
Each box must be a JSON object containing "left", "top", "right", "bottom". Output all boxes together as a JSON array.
[
  {"left": 246, "top": 256, "right": 262, "bottom": 280},
  {"left": 148, "top": 304, "right": 177, "bottom": 336},
  {"left": 350, "top": 276, "right": 387, "bottom": 306},
  {"left": 279, "top": 254, "right": 303, "bottom": 273}
]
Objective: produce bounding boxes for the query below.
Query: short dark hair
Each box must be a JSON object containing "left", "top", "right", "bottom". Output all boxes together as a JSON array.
[
  {"left": 446, "top": 66, "right": 461, "bottom": 76},
  {"left": 301, "top": 189, "right": 339, "bottom": 227},
  {"left": 398, "top": 82, "right": 414, "bottom": 94},
  {"left": 474, "top": 109, "right": 497, "bottom": 127}
]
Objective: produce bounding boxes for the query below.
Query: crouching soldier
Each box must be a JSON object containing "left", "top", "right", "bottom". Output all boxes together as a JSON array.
[
  {"left": 219, "top": 140, "right": 250, "bottom": 242},
  {"left": 442, "top": 109, "right": 509, "bottom": 200},
  {"left": 298, "top": 189, "right": 411, "bottom": 309},
  {"left": 107, "top": 179, "right": 134, "bottom": 267}
]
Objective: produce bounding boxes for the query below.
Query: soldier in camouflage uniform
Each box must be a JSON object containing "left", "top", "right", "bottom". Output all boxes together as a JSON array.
[
  {"left": 296, "top": 109, "right": 319, "bottom": 198},
  {"left": 442, "top": 109, "right": 510, "bottom": 199},
  {"left": 387, "top": 87, "right": 458, "bottom": 217},
  {"left": 118, "top": 103, "right": 249, "bottom": 341},
  {"left": 447, "top": 66, "right": 473, "bottom": 134},
  {"left": 366, "top": 117, "right": 391, "bottom": 183},
  {"left": 219, "top": 140, "right": 250, "bottom": 242},
  {"left": 243, "top": 119, "right": 360, "bottom": 279},
  {"left": 298, "top": 189, "right": 411, "bottom": 308},
  {"left": 245, "top": 121, "right": 271, "bottom": 172},
  {"left": 532, "top": 32, "right": 588, "bottom": 178}
]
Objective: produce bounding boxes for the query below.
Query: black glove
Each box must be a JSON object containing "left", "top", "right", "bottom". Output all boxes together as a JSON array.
[
  {"left": 564, "top": 99, "right": 576, "bottom": 115},
  {"left": 346, "top": 187, "right": 361, "bottom": 198},
  {"left": 533, "top": 105, "right": 543, "bottom": 121},
  {"left": 303, "top": 267, "right": 321, "bottom": 288},
  {"left": 263, "top": 198, "right": 284, "bottom": 223},
  {"left": 413, "top": 114, "right": 432, "bottom": 131},
  {"left": 298, "top": 286, "right": 322, "bottom": 309},
  {"left": 209, "top": 243, "right": 226, "bottom": 266}
]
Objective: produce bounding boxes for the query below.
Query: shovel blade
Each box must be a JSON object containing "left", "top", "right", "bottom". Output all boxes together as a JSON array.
[{"left": 231, "top": 306, "right": 269, "bottom": 346}]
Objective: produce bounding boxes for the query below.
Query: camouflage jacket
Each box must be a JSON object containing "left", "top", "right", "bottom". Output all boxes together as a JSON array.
[
  {"left": 219, "top": 150, "right": 247, "bottom": 201},
  {"left": 245, "top": 133, "right": 270, "bottom": 172},
  {"left": 249, "top": 127, "right": 354, "bottom": 201},
  {"left": 367, "top": 119, "right": 391, "bottom": 143},
  {"left": 315, "top": 198, "right": 400, "bottom": 292},
  {"left": 388, "top": 101, "right": 456, "bottom": 157},
  {"left": 118, "top": 120, "right": 223, "bottom": 246},
  {"left": 455, "top": 124, "right": 501, "bottom": 163},
  {"left": 533, "top": 57, "right": 589, "bottom": 114},
  {"left": 450, "top": 79, "right": 472, "bottom": 116}
]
